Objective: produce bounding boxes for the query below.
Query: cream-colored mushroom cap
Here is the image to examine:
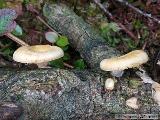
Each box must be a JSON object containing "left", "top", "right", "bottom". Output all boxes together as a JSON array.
[
  {"left": 13, "top": 45, "right": 64, "bottom": 63},
  {"left": 100, "top": 50, "right": 149, "bottom": 71}
]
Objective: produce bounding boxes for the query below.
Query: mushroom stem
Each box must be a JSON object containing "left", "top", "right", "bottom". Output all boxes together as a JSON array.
[
  {"left": 5, "top": 33, "right": 29, "bottom": 46},
  {"left": 111, "top": 70, "right": 124, "bottom": 77},
  {"left": 36, "top": 62, "right": 49, "bottom": 68}
]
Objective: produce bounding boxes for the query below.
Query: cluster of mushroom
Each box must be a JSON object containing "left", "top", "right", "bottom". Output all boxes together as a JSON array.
[
  {"left": 101, "top": 50, "right": 149, "bottom": 90},
  {"left": 100, "top": 50, "right": 150, "bottom": 109},
  {"left": 100, "top": 50, "right": 160, "bottom": 108}
]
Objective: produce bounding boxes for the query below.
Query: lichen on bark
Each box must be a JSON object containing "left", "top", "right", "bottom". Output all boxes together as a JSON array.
[
  {"left": 43, "top": 3, "right": 120, "bottom": 69},
  {"left": 0, "top": 68, "right": 159, "bottom": 119}
]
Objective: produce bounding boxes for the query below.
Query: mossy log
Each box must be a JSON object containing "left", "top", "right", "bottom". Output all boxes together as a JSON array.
[
  {"left": 0, "top": 68, "right": 159, "bottom": 119},
  {"left": 43, "top": 3, "right": 120, "bottom": 68}
]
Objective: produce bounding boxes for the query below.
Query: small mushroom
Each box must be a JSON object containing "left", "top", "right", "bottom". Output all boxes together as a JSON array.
[
  {"left": 13, "top": 45, "right": 64, "bottom": 68},
  {"left": 45, "top": 31, "right": 58, "bottom": 44},
  {"left": 126, "top": 97, "right": 139, "bottom": 109},
  {"left": 100, "top": 50, "right": 149, "bottom": 77},
  {"left": 105, "top": 78, "right": 115, "bottom": 90}
]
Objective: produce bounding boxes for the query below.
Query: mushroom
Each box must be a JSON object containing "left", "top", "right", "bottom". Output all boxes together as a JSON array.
[
  {"left": 100, "top": 50, "right": 149, "bottom": 77},
  {"left": 13, "top": 45, "right": 64, "bottom": 68},
  {"left": 45, "top": 31, "right": 58, "bottom": 44},
  {"left": 105, "top": 78, "right": 115, "bottom": 90},
  {"left": 126, "top": 97, "right": 139, "bottom": 109}
]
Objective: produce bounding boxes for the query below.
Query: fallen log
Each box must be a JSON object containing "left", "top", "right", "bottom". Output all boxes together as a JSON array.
[
  {"left": 0, "top": 68, "right": 159, "bottom": 119},
  {"left": 43, "top": 3, "right": 120, "bottom": 68}
]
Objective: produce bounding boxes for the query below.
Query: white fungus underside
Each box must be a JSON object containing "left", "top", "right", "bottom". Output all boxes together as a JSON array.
[
  {"left": 100, "top": 50, "right": 149, "bottom": 71},
  {"left": 13, "top": 45, "right": 64, "bottom": 63}
]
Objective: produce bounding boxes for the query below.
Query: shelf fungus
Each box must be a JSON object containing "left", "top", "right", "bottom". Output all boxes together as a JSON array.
[
  {"left": 100, "top": 50, "right": 149, "bottom": 77},
  {"left": 13, "top": 45, "right": 64, "bottom": 68},
  {"left": 126, "top": 97, "right": 139, "bottom": 109}
]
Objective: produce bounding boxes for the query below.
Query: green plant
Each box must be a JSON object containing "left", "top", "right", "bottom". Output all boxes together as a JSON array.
[
  {"left": 132, "top": 20, "right": 143, "bottom": 29},
  {"left": 56, "top": 36, "right": 69, "bottom": 47},
  {"left": 49, "top": 58, "right": 64, "bottom": 68},
  {"left": 74, "top": 59, "right": 86, "bottom": 69},
  {"left": 0, "top": 0, "right": 6, "bottom": 8},
  {"left": 123, "top": 38, "right": 137, "bottom": 50},
  {"left": 132, "top": 19, "right": 149, "bottom": 46},
  {"left": 100, "top": 22, "right": 121, "bottom": 47}
]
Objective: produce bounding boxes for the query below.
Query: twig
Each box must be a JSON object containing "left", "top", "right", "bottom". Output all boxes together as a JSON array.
[
  {"left": 115, "top": 0, "right": 160, "bottom": 24},
  {"left": 36, "top": 16, "right": 60, "bottom": 35},
  {"left": 93, "top": 0, "right": 138, "bottom": 42},
  {"left": 5, "top": 33, "right": 29, "bottom": 46},
  {"left": 63, "top": 62, "right": 74, "bottom": 69},
  {"left": 26, "top": 4, "right": 60, "bottom": 35},
  {"left": 142, "top": 41, "right": 147, "bottom": 50}
]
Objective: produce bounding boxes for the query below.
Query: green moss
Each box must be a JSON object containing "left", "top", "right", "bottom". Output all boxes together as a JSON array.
[{"left": 128, "top": 78, "right": 142, "bottom": 89}]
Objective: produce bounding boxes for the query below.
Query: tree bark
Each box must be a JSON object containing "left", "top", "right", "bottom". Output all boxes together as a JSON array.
[
  {"left": 0, "top": 68, "right": 158, "bottom": 119},
  {"left": 43, "top": 3, "right": 120, "bottom": 68}
]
